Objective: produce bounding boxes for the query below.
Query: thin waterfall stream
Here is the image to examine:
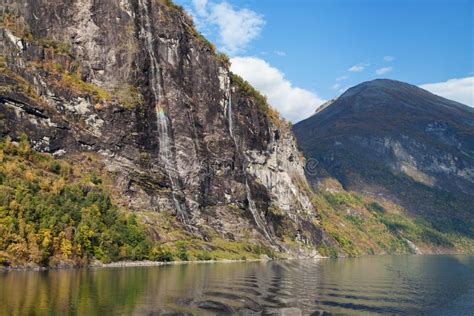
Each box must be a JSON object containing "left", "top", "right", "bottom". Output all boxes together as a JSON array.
[
  {"left": 139, "top": 0, "right": 187, "bottom": 223},
  {"left": 227, "top": 93, "right": 273, "bottom": 241}
]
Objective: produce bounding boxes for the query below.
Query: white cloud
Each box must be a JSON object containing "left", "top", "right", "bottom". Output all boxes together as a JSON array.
[
  {"left": 190, "top": 1, "right": 264, "bottom": 54},
  {"left": 348, "top": 63, "right": 369, "bottom": 72},
  {"left": 192, "top": 0, "right": 208, "bottom": 16},
  {"left": 375, "top": 66, "right": 393, "bottom": 75},
  {"left": 384, "top": 55, "right": 394, "bottom": 62},
  {"left": 230, "top": 57, "right": 325, "bottom": 122},
  {"left": 336, "top": 75, "right": 349, "bottom": 81},
  {"left": 420, "top": 77, "right": 474, "bottom": 106},
  {"left": 338, "top": 87, "right": 348, "bottom": 94},
  {"left": 274, "top": 50, "right": 286, "bottom": 56},
  {"left": 331, "top": 83, "right": 341, "bottom": 90}
]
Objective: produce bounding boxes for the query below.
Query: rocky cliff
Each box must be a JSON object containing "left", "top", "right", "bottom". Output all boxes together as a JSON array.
[{"left": 0, "top": 0, "right": 325, "bottom": 256}]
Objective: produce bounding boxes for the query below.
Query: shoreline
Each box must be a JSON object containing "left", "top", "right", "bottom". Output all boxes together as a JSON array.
[
  {"left": 96, "top": 258, "right": 270, "bottom": 268},
  {"left": 3, "top": 253, "right": 473, "bottom": 272},
  {"left": 0, "top": 256, "right": 325, "bottom": 272}
]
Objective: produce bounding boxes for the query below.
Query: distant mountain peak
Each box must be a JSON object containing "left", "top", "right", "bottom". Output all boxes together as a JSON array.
[
  {"left": 317, "top": 79, "right": 473, "bottom": 117},
  {"left": 340, "top": 78, "right": 426, "bottom": 99},
  {"left": 293, "top": 77, "right": 474, "bottom": 254}
]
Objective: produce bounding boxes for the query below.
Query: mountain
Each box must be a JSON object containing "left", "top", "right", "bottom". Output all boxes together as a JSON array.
[
  {"left": 294, "top": 79, "right": 474, "bottom": 253},
  {"left": 1, "top": 1, "right": 472, "bottom": 268},
  {"left": 0, "top": 0, "right": 335, "bottom": 267}
]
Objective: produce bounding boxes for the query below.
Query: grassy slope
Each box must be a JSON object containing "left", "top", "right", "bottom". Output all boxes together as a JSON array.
[
  {"left": 313, "top": 178, "right": 474, "bottom": 256},
  {"left": 298, "top": 141, "right": 474, "bottom": 256}
]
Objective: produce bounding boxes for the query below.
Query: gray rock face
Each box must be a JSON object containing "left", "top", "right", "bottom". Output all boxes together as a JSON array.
[
  {"left": 294, "top": 79, "right": 474, "bottom": 234},
  {"left": 0, "top": 0, "right": 323, "bottom": 251}
]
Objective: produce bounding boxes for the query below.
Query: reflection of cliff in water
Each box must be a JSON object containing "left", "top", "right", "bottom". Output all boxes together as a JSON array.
[{"left": 1, "top": 256, "right": 474, "bottom": 314}]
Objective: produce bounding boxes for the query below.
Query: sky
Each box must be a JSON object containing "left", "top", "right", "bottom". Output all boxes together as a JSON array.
[{"left": 174, "top": 0, "right": 474, "bottom": 122}]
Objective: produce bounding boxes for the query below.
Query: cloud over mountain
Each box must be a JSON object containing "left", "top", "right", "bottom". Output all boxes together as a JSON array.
[
  {"left": 421, "top": 77, "right": 474, "bottom": 106},
  {"left": 190, "top": 0, "right": 264, "bottom": 54},
  {"left": 231, "top": 57, "right": 325, "bottom": 122}
]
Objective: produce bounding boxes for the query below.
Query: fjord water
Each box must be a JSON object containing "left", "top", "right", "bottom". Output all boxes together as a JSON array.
[{"left": 1, "top": 256, "right": 473, "bottom": 315}]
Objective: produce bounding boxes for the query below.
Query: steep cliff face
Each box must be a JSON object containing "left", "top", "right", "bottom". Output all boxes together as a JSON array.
[
  {"left": 0, "top": 0, "right": 323, "bottom": 253},
  {"left": 294, "top": 79, "right": 474, "bottom": 251}
]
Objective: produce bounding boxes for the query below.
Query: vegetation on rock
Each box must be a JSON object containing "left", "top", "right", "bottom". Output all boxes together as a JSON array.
[
  {"left": 313, "top": 182, "right": 474, "bottom": 257},
  {"left": 0, "top": 136, "right": 151, "bottom": 267},
  {"left": 0, "top": 137, "right": 280, "bottom": 268},
  {"left": 230, "top": 73, "right": 281, "bottom": 124}
]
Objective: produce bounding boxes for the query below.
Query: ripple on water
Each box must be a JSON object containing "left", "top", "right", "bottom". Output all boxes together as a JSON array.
[{"left": 1, "top": 256, "right": 473, "bottom": 315}]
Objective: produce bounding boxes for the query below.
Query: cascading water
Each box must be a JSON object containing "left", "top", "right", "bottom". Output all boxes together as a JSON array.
[
  {"left": 139, "top": 0, "right": 187, "bottom": 223},
  {"left": 227, "top": 94, "right": 234, "bottom": 139},
  {"left": 138, "top": 0, "right": 160, "bottom": 98},
  {"left": 156, "top": 105, "right": 187, "bottom": 222},
  {"left": 245, "top": 179, "right": 273, "bottom": 241},
  {"left": 227, "top": 91, "right": 272, "bottom": 241}
]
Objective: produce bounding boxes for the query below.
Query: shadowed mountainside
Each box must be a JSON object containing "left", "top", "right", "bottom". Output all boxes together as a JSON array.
[{"left": 294, "top": 79, "right": 474, "bottom": 252}]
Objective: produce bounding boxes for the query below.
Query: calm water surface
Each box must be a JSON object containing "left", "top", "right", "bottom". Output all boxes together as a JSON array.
[{"left": 1, "top": 255, "right": 474, "bottom": 315}]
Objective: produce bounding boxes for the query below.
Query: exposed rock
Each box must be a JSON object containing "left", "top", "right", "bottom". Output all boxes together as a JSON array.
[{"left": 0, "top": 0, "right": 323, "bottom": 253}]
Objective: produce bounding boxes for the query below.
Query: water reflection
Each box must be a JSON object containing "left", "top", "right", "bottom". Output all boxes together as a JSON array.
[{"left": 1, "top": 255, "right": 473, "bottom": 315}]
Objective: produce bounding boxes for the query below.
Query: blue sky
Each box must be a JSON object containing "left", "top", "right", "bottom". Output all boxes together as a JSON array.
[{"left": 175, "top": 0, "right": 474, "bottom": 122}]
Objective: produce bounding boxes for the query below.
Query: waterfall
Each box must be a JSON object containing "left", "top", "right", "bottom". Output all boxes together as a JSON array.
[
  {"left": 138, "top": 0, "right": 160, "bottom": 98},
  {"left": 156, "top": 105, "right": 187, "bottom": 222},
  {"left": 228, "top": 93, "right": 234, "bottom": 139},
  {"left": 139, "top": 0, "right": 187, "bottom": 222},
  {"left": 227, "top": 91, "right": 272, "bottom": 241},
  {"left": 245, "top": 179, "right": 273, "bottom": 241}
]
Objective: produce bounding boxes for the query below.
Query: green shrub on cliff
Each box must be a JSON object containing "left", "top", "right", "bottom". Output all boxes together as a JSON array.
[{"left": 230, "top": 73, "right": 281, "bottom": 124}]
